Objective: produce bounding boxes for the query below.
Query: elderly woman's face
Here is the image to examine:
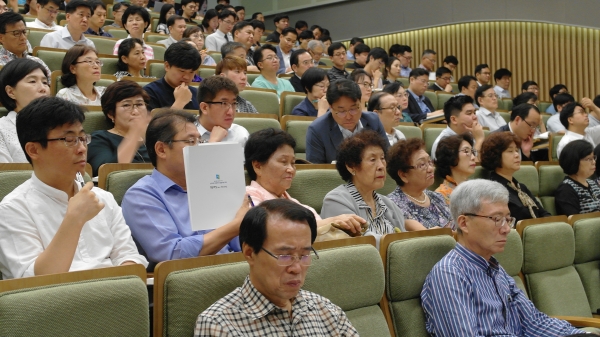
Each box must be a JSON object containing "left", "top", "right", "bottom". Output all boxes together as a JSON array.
[
  {"left": 500, "top": 142, "right": 521, "bottom": 172},
  {"left": 253, "top": 144, "right": 296, "bottom": 196},
  {"left": 401, "top": 149, "right": 434, "bottom": 188},
  {"left": 350, "top": 145, "right": 386, "bottom": 192},
  {"left": 111, "top": 94, "right": 150, "bottom": 132},
  {"left": 454, "top": 140, "right": 477, "bottom": 177}
]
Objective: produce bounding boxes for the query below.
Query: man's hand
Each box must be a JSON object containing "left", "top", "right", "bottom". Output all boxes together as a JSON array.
[
  {"left": 173, "top": 83, "right": 192, "bottom": 106},
  {"left": 66, "top": 182, "right": 104, "bottom": 226},
  {"left": 521, "top": 136, "right": 534, "bottom": 156},
  {"left": 467, "top": 120, "right": 484, "bottom": 142},
  {"left": 208, "top": 126, "right": 229, "bottom": 142},
  {"left": 444, "top": 84, "right": 453, "bottom": 92}
]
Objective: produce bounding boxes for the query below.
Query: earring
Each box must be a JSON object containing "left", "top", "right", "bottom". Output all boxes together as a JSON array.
[{"left": 351, "top": 171, "right": 355, "bottom": 176}]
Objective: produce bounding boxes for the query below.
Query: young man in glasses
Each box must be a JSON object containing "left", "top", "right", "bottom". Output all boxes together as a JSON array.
[
  {"left": 26, "top": 0, "right": 61, "bottom": 30},
  {"left": 0, "top": 97, "right": 148, "bottom": 279},
  {"left": 204, "top": 9, "right": 235, "bottom": 52},
  {"left": 40, "top": 0, "right": 95, "bottom": 49}
]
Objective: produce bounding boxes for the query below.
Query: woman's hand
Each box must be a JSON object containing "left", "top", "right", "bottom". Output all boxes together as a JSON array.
[
  {"left": 317, "top": 95, "right": 329, "bottom": 117},
  {"left": 323, "top": 214, "right": 366, "bottom": 235}
]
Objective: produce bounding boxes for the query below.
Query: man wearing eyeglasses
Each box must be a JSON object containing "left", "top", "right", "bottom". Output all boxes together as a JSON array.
[
  {"left": 121, "top": 109, "right": 249, "bottom": 271},
  {"left": 428, "top": 66, "right": 453, "bottom": 93},
  {"left": 422, "top": 179, "right": 585, "bottom": 336},
  {"left": 205, "top": 9, "right": 235, "bottom": 52},
  {"left": 194, "top": 199, "right": 359, "bottom": 336},
  {"left": 25, "top": 0, "right": 61, "bottom": 30},
  {"left": 108, "top": 2, "right": 128, "bottom": 28},
  {"left": 0, "top": 97, "right": 148, "bottom": 279},
  {"left": 326, "top": 42, "right": 349, "bottom": 84},
  {"left": 197, "top": 76, "right": 249, "bottom": 145},
  {"left": 405, "top": 68, "right": 444, "bottom": 123},
  {"left": 39, "top": 0, "right": 95, "bottom": 50},
  {"left": 493, "top": 103, "right": 548, "bottom": 162}
]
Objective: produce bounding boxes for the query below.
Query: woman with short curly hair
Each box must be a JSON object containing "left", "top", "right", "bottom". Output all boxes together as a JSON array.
[
  {"left": 481, "top": 131, "right": 550, "bottom": 221},
  {"left": 434, "top": 133, "right": 477, "bottom": 204}
]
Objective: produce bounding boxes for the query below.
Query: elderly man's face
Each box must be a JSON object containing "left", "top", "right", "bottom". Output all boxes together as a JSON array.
[
  {"left": 245, "top": 216, "right": 313, "bottom": 308},
  {"left": 459, "top": 202, "right": 511, "bottom": 260}
]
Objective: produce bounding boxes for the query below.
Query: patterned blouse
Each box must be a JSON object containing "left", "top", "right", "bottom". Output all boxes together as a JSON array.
[
  {"left": 346, "top": 182, "right": 397, "bottom": 235},
  {"left": 388, "top": 186, "right": 455, "bottom": 230},
  {"left": 555, "top": 176, "right": 600, "bottom": 216},
  {"left": 114, "top": 71, "right": 156, "bottom": 81},
  {"left": 435, "top": 175, "right": 458, "bottom": 205}
]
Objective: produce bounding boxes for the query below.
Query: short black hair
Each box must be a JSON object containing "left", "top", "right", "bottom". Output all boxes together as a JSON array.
[
  {"left": 443, "top": 55, "right": 458, "bottom": 66},
  {"left": 90, "top": 0, "right": 106, "bottom": 12},
  {"left": 382, "top": 81, "right": 403, "bottom": 95},
  {"left": 290, "top": 48, "right": 308, "bottom": 67},
  {"left": 117, "top": 38, "right": 145, "bottom": 71},
  {"left": 319, "top": 35, "right": 331, "bottom": 43},
  {"left": 298, "top": 29, "right": 313, "bottom": 41},
  {"left": 112, "top": 2, "right": 129, "bottom": 12},
  {"left": 521, "top": 80, "right": 538, "bottom": 91},
  {"left": 0, "top": 58, "right": 49, "bottom": 111},
  {"left": 494, "top": 68, "right": 512, "bottom": 81},
  {"left": 594, "top": 95, "right": 600, "bottom": 109},
  {"left": 253, "top": 44, "right": 276, "bottom": 71},
  {"left": 388, "top": 44, "right": 402, "bottom": 56},
  {"left": 239, "top": 199, "right": 317, "bottom": 254},
  {"left": 367, "top": 91, "right": 391, "bottom": 112},
  {"left": 353, "top": 43, "right": 370, "bottom": 57},
  {"left": 220, "top": 41, "right": 245, "bottom": 59},
  {"left": 327, "top": 42, "right": 346, "bottom": 57},
  {"left": 326, "top": 79, "right": 361, "bottom": 105},
  {"left": 214, "top": 3, "right": 225, "bottom": 11},
  {"left": 158, "top": 4, "right": 174, "bottom": 25},
  {"left": 294, "top": 20, "right": 307, "bottom": 30},
  {"left": 409, "top": 68, "right": 429, "bottom": 78},
  {"left": 0, "top": 11, "right": 24, "bottom": 33},
  {"left": 475, "top": 84, "right": 494, "bottom": 105},
  {"left": 218, "top": 9, "right": 236, "bottom": 20},
  {"left": 244, "top": 128, "right": 296, "bottom": 181},
  {"left": 443, "top": 95, "right": 474, "bottom": 124},
  {"left": 232, "top": 20, "right": 252, "bottom": 37},
  {"left": 434, "top": 133, "right": 474, "bottom": 179},
  {"left": 512, "top": 92, "right": 537, "bottom": 108},
  {"left": 166, "top": 14, "right": 184, "bottom": 27},
  {"left": 250, "top": 19, "right": 265, "bottom": 31},
  {"left": 300, "top": 67, "right": 327, "bottom": 94},
  {"left": 552, "top": 93, "right": 574, "bottom": 111},
  {"left": 280, "top": 27, "right": 298, "bottom": 38},
  {"left": 549, "top": 84, "right": 568, "bottom": 99},
  {"left": 510, "top": 103, "right": 539, "bottom": 122},
  {"left": 273, "top": 13, "right": 289, "bottom": 23},
  {"left": 201, "top": 9, "right": 218, "bottom": 30},
  {"left": 146, "top": 109, "right": 197, "bottom": 167},
  {"left": 435, "top": 66, "right": 452, "bottom": 78},
  {"left": 165, "top": 42, "right": 201, "bottom": 71},
  {"left": 16, "top": 97, "right": 85, "bottom": 164},
  {"left": 594, "top": 143, "right": 600, "bottom": 177},
  {"left": 37, "top": 0, "right": 62, "bottom": 7},
  {"left": 197, "top": 76, "right": 238, "bottom": 104},
  {"left": 422, "top": 49, "right": 436, "bottom": 56},
  {"left": 474, "top": 63, "right": 489, "bottom": 75},
  {"left": 350, "top": 37, "right": 364, "bottom": 45},
  {"left": 250, "top": 12, "right": 262, "bottom": 20},
  {"left": 65, "top": 0, "right": 92, "bottom": 14},
  {"left": 560, "top": 102, "right": 584, "bottom": 129},
  {"left": 458, "top": 75, "right": 477, "bottom": 92},
  {"left": 234, "top": 5, "right": 244, "bottom": 12},
  {"left": 559, "top": 140, "right": 593, "bottom": 175},
  {"left": 122, "top": 6, "right": 151, "bottom": 34},
  {"left": 367, "top": 47, "right": 388, "bottom": 65},
  {"left": 336, "top": 130, "right": 388, "bottom": 181}
]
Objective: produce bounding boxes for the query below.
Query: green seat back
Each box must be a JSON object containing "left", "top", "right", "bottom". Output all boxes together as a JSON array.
[
  {"left": 198, "top": 66, "right": 216, "bottom": 79},
  {"left": 320, "top": 58, "right": 332, "bottom": 67},
  {"left": 539, "top": 101, "right": 552, "bottom": 112},
  {"left": 247, "top": 73, "right": 260, "bottom": 86},
  {"left": 146, "top": 35, "right": 165, "bottom": 43},
  {"left": 436, "top": 93, "right": 453, "bottom": 111},
  {"left": 303, "top": 244, "right": 390, "bottom": 337},
  {"left": 573, "top": 217, "right": 600, "bottom": 313},
  {"left": 493, "top": 229, "right": 528, "bottom": 294},
  {"left": 56, "top": 12, "right": 66, "bottom": 24},
  {"left": 208, "top": 52, "right": 221, "bottom": 63},
  {"left": 233, "top": 117, "right": 280, "bottom": 135},
  {"left": 538, "top": 165, "right": 564, "bottom": 216},
  {"left": 0, "top": 276, "right": 149, "bottom": 336},
  {"left": 0, "top": 171, "right": 31, "bottom": 201},
  {"left": 35, "top": 49, "right": 65, "bottom": 72},
  {"left": 150, "top": 44, "right": 165, "bottom": 61},
  {"left": 105, "top": 169, "right": 153, "bottom": 205},
  {"left": 87, "top": 36, "right": 118, "bottom": 55},
  {"left": 423, "top": 91, "right": 438, "bottom": 110},
  {"left": 287, "top": 169, "right": 344, "bottom": 213},
  {"left": 28, "top": 30, "right": 47, "bottom": 48},
  {"left": 397, "top": 78, "right": 409, "bottom": 88},
  {"left": 422, "top": 127, "right": 443, "bottom": 156},
  {"left": 82, "top": 111, "right": 111, "bottom": 136},
  {"left": 542, "top": 114, "right": 551, "bottom": 128},
  {"left": 501, "top": 98, "right": 513, "bottom": 111},
  {"left": 499, "top": 111, "right": 511, "bottom": 123},
  {"left": 109, "top": 29, "right": 129, "bottom": 39},
  {"left": 522, "top": 222, "right": 592, "bottom": 317},
  {"left": 0, "top": 107, "right": 9, "bottom": 118},
  {"left": 385, "top": 234, "right": 455, "bottom": 336},
  {"left": 513, "top": 165, "right": 539, "bottom": 196},
  {"left": 281, "top": 93, "right": 306, "bottom": 116},
  {"left": 284, "top": 119, "right": 312, "bottom": 160},
  {"left": 450, "top": 83, "right": 458, "bottom": 93},
  {"left": 239, "top": 90, "right": 279, "bottom": 115},
  {"left": 551, "top": 134, "right": 564, "bottom": 161},
  {"left": 395, "top": 125, "right": 422, "bottom": 139},
  {"left": 148, "top": 62, "right": 166, "bottom": 78},
  {"left": 470, "top": 166, "right": 490, "bottom": 180},
  {"left": 99, "top": 56, "right": 119, "bottom": 75},
  {"left": 150, "top": 18, "right": 159, "bottom": 33}
]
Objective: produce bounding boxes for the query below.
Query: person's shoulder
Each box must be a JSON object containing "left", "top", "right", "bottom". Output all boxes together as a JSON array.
[
  {"left": 427, "top": 190, "right": 447, "bottom": 204},
  {"left": 198, "top": 286, "right": 244, "bottom": 319},
  {"left": 299, "top": 289, "right": 341, "bottom": 312},
  {"left": 308, "top": 112, "right": 331, "bottom": 129},
  {"left": 0, "top": 178, "right": 33, "bottom": 206},
  {"left": 229, "top": 123, "right": 249, "bottom": 135},
  {"left": 324, "top": 184, "right": 351, "bottom": 199}
]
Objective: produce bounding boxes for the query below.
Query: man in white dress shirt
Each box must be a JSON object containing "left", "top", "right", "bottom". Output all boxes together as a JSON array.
[
  {"left": 0, "top": 97, "right": 147, "bottom": 279},
  {"left": 556, "top": 102, "right": 600, "bottom": 158},
  {"left": 26, "top": 0, "right": 61, "bottom": 30},
  {"left": 197, "top": 76, "right": 249, "bottom": 146},
  {"left": 157, "top": 15, "right": 186, "bottom": 48},
  {"left": 475, "top": 84, "right": 506, "bottom": 132},
  {"left": 204, "top": 9, "right": 235, "bottom": 52},
  {"left": 39, "top": 0, "right": 95, "bottom": 49},
  {"left": 493, "top": 68, "right": 512, "bottom": 99}
]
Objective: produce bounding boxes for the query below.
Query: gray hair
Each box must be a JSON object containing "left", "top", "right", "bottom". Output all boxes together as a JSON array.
[
  {"left": 450, "top": 179, "right": 508, "bottom": 223},
  {"left": 307, "top": 39, "right": 325, "bottom": 51},
  {"left": 220, "top": 41, "right": 245, "bottom": 59}
]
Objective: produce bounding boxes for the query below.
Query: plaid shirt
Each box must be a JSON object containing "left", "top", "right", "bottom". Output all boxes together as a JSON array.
[
  {"left": 0, "top": 48, "right": 52, "bottom": 85},
  {"left": 194, "top": 276, "right": 359, "bottom": 336}
]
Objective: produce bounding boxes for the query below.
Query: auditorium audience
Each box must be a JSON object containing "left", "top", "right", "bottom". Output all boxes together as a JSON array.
[
  {"left": 26, "top": 0, "right": 61, "bottom": 30},
  {"left": 216, "top": 56, "right": 258, "bottom": 113},
  {"left": 392, "top": 44, "right": 412, "bottom": 77},
  {"left": 346, "top": 43, "right": 369, "bottom": 70},
  {"left": 200, "top": 8, "right": 218, "bottom": 35},
  {"left": 521, "top": 80, "right": 539, "bottom": 96},
  {"left": 434, "top": 133, "right": 477, "bottom": 204},
  {"left": 417, "top": 49, "right": 436, "bottom": 72},
  {"left": 245, "top": 128, "right": 366, "bottom": 233},
  {"left": 474, "top": 63, "right": 491, "bottom": 86},
  {"left": 421, "top": 179, "right": 585, "bottom": 336},
  {"left": 306, "top": 79, "right": 386, "bottom": 163},
  {"left": 205, "top": 9, "right": 235, "bottom": 52},
  {"left": 85, "top": 1, "right": 112, "bottom": 37},
  {"left": 0, "top": 97, "right": 148, "bottom": 279},
  {"left": 327, "top": 42, "right": 349, "bottom": 83},
  {"left": 382, "top": 82, "right": 411, "bottom": 122},
  {"left": 493, "top": 103, "right": 547, "bottom": 162},
  {"left": 321, "top": 131, "right": 409, "bottom": 246},
  {"left": 362, "top": 47, "right": 387, "bottom": 89},
  {"left": 346, "top": 37, "right": 363, "bottom": 60},
  {"left": 291, "top": 67, "right": 329, "bottom": 117},
  {"left": 582, "top": 95, "right": 600, "bottom": 127},
  {"left": 179, "top": 0, "right": 198, "bottom": 23},
  {"left": 275, "top": 27, "right": 297, "bottom": 74},
  {"left": 155, "top": 3, "right": 174, "bottom": 34},
  {"left": 368, "top": 92, "right": 406, "bottom": 145},
  {"left": 265, "top": 13, "right": 288, "bottom": 43},
  {"left": 319, "top": 35, "right": 332, "bottom": 49},
  {"left": 546, "top": 84, "right": 569, "bottom": 114},
  {"left": 405, "top": 68, "right": 443, "bottom": 123},
  {"left": 87, "top": 80, "right": 150, "bottom": 176},
  {"left": 456, "top": 75, "right": 478, "bottom": 107},
  {"left": 144, "top": 42, "right": 200, "bottom": 110},
  {"left": 387, "top": 138, "right": 455, "bottom": 230},
  {"left": 183, "top": 27, "right": 216, "bottom": 67},
  {"left": 349, "top": 69, "right": 373, "bottom": 112},
  {"left": 546, "top": 93, "right": 574, "bottom": 133},
  {"left": 289, "top": 49, "right": 312, "bottom": 92},
  {"left": 297, "top": 29, "right": 313, "bottom": 50},
  {"left": 556, "top": 102, "right": 600, "bottom": 157},
  {"left": 0, "top": 58, "right": 49, "bottom": 163},
  {"left": 311, "top": 25, "right": 323, "bottom": 40},
  {"left": 250, "top": 19, "right": 264, "bottom": 49},
  {"left": 481, "top": 131, "right": 551, "bottom": 221},
  {"left": 156, "top": 15, "right": 186, "bottom": 48},
  {"left": 513, "top": 92, "right": 548, "bottom": 134},
  {"left": 475, "top": 84, "right": 506, "bottom": 131},
  {"left": 114, "top": 38, "right": 154, "bottom": 80},
  {"left": 56, "top": 45, "right": 106, "bottom": 106},
  {"left": 197, "top": 76, "right": 249, "bottom": 145},
  {"left": 555, "top": 140, "right": 600, "bottom": 216},
  {"left": 251, "top": 44, "right": 294, "bottom": 97},
  {"left": 40, "top": 0, "right": 95, "bottom": 49},
  {"left": 428, "top": 66, "right": 452, "bottom": 92},
  {"left": 232, "top": 21, "right": 256, "bottom": 69},
  {"left": 493, "top": 68, "right": 512, "bottom": 98},
  {"left": 112, "top": 6, "right": 154, "bottom": 60},
  {"left": 121, "top": 109, "right": 249, "bottom": 270},
  {"left": 442, "top": 55, "right": 458, "bottom": 82},
  {"left": 307, "top": 40, "right": 326, "bottom": 67}
]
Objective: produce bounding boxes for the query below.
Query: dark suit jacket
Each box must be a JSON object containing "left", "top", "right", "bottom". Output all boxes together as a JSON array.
[
  {"left": 289, "top": 74, "right": 304, "bottom": 92},
  {"left": 492, "top": 124, "right": 549, "bottom": 162},
  {"left": 404, "top": 91, "right": 435, "bottom": 124},
  {"left": 275, "top": 45, "right": 286, "bottom": 75},
  {"left": 306, "top": 111, "right": 388, "bottom": 164},
  {"left": 428, "top": 83, "right": 446, "bottom": 92}
]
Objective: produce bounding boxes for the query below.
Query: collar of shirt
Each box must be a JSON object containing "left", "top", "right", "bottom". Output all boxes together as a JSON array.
[
  {"left": 239, "top": 276, "right": 312, "bottom": 320},
  {"left": 34, "top": 18, "right": 57, "bottom": 29},
  {"left": 30, "top": 172, "right": 79, "bottom": 204},
  {"left": 494, "top": 85, "right": 509, "bottom": 95},
  {"left": 7, "top": 110, "right": 17, "bottom": 125},
  {"left": 338, "top": 120, "right": 363, "bottom": 138},
  {"left": 151, "top": 168, "right": 185, "bottom": 193},
  {"left": 345, "top": 181, "right": 388, "bottom": 215},
  {"left": 454, "top": 242, "right": 500, "bottom": 273},
  {"left": 407, "top": 88, "right": 424, "bottom": 101},
  {"left": 401, "top": 65, "right": 409, "bottom": 70},
  {"left": 85, "top": 27, "right": 106, "bottom": 36},
  {"left": 0, "top": 47, "right": 27, "bottom": 59},
  {"left": 478, "top": 106, "right": 496, "bottom": 117},
  {"left": 565, "top": 130, "right": 585, "bottom": 140},
  {"left": 196, "top": 121, "right": 227, "bottom": 140},
  {"left": 62, "top": 25, "right": 87, "bottom": 43}
]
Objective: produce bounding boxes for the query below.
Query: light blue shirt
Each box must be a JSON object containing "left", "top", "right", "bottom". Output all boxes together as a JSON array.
[
  {"left": 408, "top": 89, "right": 431, "bottom": 114},
  {"left": 400, "top": 65, "right": 412, "bottom": 78},
  {"left": 346, "top": 50, "right": 354, "bottom": 60},
  {"left": 546, "top": 104, "right": 557, "bottom": 115},
  {"left": 121, "top": 169, "right": 239, "bottom": 263},
  {"left": 252, "top": 75, "right": 295, "bottom": 97}
]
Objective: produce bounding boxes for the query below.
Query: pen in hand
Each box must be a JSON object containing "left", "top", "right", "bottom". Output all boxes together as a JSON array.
[
  {"left": 247, "top": 195, "right": 255, "bottom": 207},
  {"left": 76, "top": 172, "right": 85, "bottom": 188}
]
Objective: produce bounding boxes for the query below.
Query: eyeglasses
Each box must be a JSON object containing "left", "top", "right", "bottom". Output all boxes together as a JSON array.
[
  {"left": 118, "top": 102, "right": 147, "bottom": 112},
  {"left": 360, "top": 82, "right": 374, "bottom": 89},
  {"left": 395, "top": 92, "right": 410, "bottom": 98},
  {"left": 43, "top": 6, "right": 59, "bottom": 14},
  {"left": 333, "top": 107, "right": 360, "bottom": 118},
  {"left": 464, "top": 213, "right": 516, "bottom": 228},
  {"left": 582, "top": 156, "right": 597, "bottom": 163},
  {"left": 75, "top": 59, "right": 104, "bottom": 67},
  {"left": 314, "top": 82, "right": 329, "bottom": 89},
  {"left": 261, "top": 247, "right": 319, "bottom": 266},
  {"left": 415, "top": 78, "right": 429, "bottom": 84},
  {"left": 205, "top": 101, "right": 238, "bottom": 111},
  {"left": 400, "top": 55, "right": 412, "bottom": 61},
  {"left": 522, "top": 119, "right": 539, "bottom": 130},
  {"left": 459, "top": 147, "right": 478, "bottom": 157},
  {"left": 190, "top": 34, "right": 204, "bottom": 40},
  {"left": 38, "top": 134, "right": 92, "bottom": 147},
  {"left": 263, "top": 55, "right": 279, "bottom": 62},
  {"left": 484, "top": 93, "right": 500, "bottom": 99},
  {"left": 169, "top": 137, "right": 204, "bottom": 146},
  {"left": 408, "top": 159, "right": 434, "bottom": 171},
  {"left": 222, "top": 20, "right": 235, "bottom": 25},
  {"left": 380, "top": 105, "right": 400, "bottom": 111},
  {"left": 2, "top": 29, "right": 29, "bottom": 37},
  {"left": 425, "top": 58, "right": 436, "bottom": 64}
]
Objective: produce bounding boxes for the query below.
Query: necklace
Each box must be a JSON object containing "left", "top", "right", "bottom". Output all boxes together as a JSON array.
[{"left": 406, "top": 191, "right": 428, "bottom": 204}]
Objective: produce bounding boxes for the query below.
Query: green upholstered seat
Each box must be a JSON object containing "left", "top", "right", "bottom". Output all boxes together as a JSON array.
[
  {"left": 150, "top": 44, "right": 166, "bottom": 61},
  {"left": 148, "top": 62, "right": 166, "bottom": 78},
  {"left": 239, "top": 89, "right": 280, "bottom": 115},
  {"left": 521, "top": 222, "right": 593, "bottom": 317},
  {"left": 513, "top": 165, "right": 539, "bottom": 196},
  {"left": 436, "top": 92, "right": 453, "bottom": 111},
  {"left": 395, "top": 125, "right": 422, "bottom": 139},
  {"left": 108, "top": 29, "right": 129, "bottom": 39},
  {"left": 551, "top": 134, "right": 564, "bottom": 161},
  {"left": 539, "top": 102, "right": 552, "bottom": 112},
  {"left": 282, "top": 118, "right": 313, "bottom": 160},
  {"left": 423, "top": 91, "right": 438, "bottom": 110},
  {"left": 29, "top": 30, "right": 48, "bottom": 50},
  {"left": 233, "top": 117, "right": 281, "bottom": 135},
  {"left": 499, "top": 111, "right": 511, "bottom": 123},
  {"left": 538, "top": 164, "right": 564, "bottom": 216},
  {"left": 0, "top": 107, "right": 8, "bottom": 118},
  {"left": 494, "top": 229, "right": 528, "bottom": 295},
  {"left": 146, "top": 34, "right": 165, "bottom": 44},
  {"left": 397, "top": 78, "right": 409, "bottom": 88},
  {"left": 572, "top": 216, "right": 600, "bottom": 314},
  {"left": 422, "top": 127, "right": 443, "bottom": 156},
  {"left": 34, "top": 48, "right": 65, "bottom": 72},
  {"left": 105, "top": 169, "right": 153, "bottom": 205},
  {"left": 0, "top": 276, "right": 149, "bottom": 336},
  {"left": 280, "top": 92, "right": 306, "bottom": 116},
  {"left": 383, "top": 233, "right": 455, "bottom": 336},
  {"left": 197, "top": 66, "right": 216, "bottom": 79},
  {"left": 320, "top": 58, "right": 332, "bottom": 67},
  {"left": 208, "top": 52, "right": 221, "bottom": 63},
  {"left": 287, "top": 169, "right": 344, "bottom": 213},
  {"left": 247, "top": 73, "right": 260, "bottom": 86},
  {"left": 87, "top": 36, "right": 118, "bottom": 55},
  {"left": 501, "top": 98, "right": 513, "bottom": 111},
  {"left": 0, "top": 171, "right": 32, "bottom": 201},
  {"left": 99, "top": 56, "right": 120, "bottom": 75}
]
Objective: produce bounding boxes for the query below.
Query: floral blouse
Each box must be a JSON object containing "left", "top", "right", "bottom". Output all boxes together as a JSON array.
[
  {"left": 435, "top": 176, "right": 458, "bottom": 205},
  {"left": 388, "top": 186, "right": 455, "bottom": 230}
]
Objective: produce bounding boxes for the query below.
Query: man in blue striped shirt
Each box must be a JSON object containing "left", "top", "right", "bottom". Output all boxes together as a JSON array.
[{"left": 421, "top": 179, "right": 586, "bottom": 336}]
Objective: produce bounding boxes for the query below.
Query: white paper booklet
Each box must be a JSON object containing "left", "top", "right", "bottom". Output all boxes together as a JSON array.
[{"left": 183, "top": 142, "right": 245, "bottom": 231}]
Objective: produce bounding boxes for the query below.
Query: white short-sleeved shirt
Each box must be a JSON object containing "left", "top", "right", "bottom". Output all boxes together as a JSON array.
[
  {"left": 196, "top": 122, "right": 249, "bottom": 146},
  {"left": 56, "top": 85, "right": 106, "bottom": 106},
  {"left": 40, "top": 26, "right": 96, "bottom": 50},
  {"left": 27, "top": 18, "right": 61, "bottom": 31},
  {"left": 0, "top": 111, "right": 27, "bottom": 163},
  {"left": 476, "top": 107, "right": 507, "bottom": 132}
]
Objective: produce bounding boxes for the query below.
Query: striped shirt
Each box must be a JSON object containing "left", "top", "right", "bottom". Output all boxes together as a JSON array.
[
  {"left": 194, "top": 276, "right": 359, "bottom": 336},
  {"left": 421, "top": 243, "right": 585, "bottom": 337},
  {"left": 346, "top": 182, "right": 395, "bottom": 235}
]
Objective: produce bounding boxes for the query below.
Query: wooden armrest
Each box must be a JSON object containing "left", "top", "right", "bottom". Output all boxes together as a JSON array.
[{"left": 554, "top": 316, "right": 600, "bottom": 328}]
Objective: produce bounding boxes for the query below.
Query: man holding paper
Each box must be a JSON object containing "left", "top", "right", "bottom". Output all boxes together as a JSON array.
[{"left": 121, "top": 110, "right": 249, "bottom": 271}]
